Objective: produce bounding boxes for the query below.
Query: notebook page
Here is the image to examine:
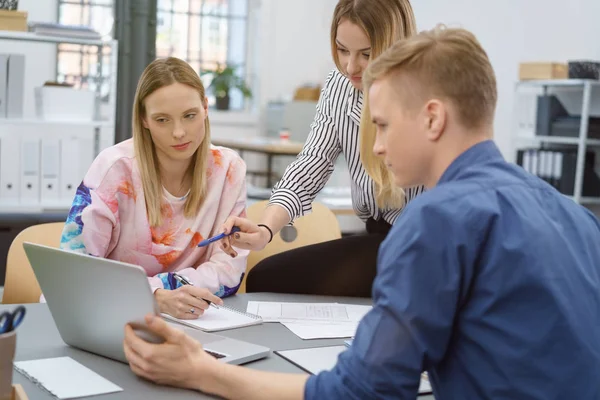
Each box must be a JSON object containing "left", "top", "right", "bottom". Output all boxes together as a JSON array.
[
  {"left": 14, "top": 357, "right": 122, "bottom": 399},
  {"left": 163, "top": 305, "right": 260, "bottom": 331}
]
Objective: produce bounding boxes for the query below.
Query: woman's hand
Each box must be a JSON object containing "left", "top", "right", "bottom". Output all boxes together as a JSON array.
[
  {"left": 220, "top": 216, "right": 272, "bottom": 256},
  {"left": 154, "top": 286, "right": 223, "bottom": 319}
]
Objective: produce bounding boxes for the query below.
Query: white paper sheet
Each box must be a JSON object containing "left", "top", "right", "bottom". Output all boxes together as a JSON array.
[
  {"left": 247, "top": 301, "right": 372, "bottom": 323},
  {"left": 276, "top": 346, "right": 432, "bottom": 394},
  {"left": 281, "top": 321, "right": 358, "bottom": 339},
  {"left": 14, "top": 357, "right": 123, "bottom": 399}
]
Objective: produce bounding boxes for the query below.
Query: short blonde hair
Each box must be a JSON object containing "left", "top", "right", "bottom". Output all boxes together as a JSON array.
[
  {"left": 364, "top": 25, "right": 498, "bottom": 130},
  {"left": 329, "top": 0, "right": 417, "bottom": 209},
  {"left": 133, "top": 57, "right": 210, "bottom": 227}
]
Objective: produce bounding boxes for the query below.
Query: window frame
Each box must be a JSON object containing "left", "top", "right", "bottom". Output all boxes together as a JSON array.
[{"left": 56, "top": 0, "right": 258, "bottom": 113}]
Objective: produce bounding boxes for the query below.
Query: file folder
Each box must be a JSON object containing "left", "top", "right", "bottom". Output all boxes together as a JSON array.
[
  {"left": 59, "top": 137, "right": 80, "bottom": 201},
  {"left": 0, "top": 54, "right": 7, "bottom": 117},
  {"left": 41, "top": 138, "right": 60, "bottom": 200},
  {"left": 6, "top": 54, "right": 24, "bottom": 118},
  {"left": 0, "top": 135, "right": 20, "bottom": 201},
  {"left": 20, "top": 138, "right": 40, "bottom": 203}
]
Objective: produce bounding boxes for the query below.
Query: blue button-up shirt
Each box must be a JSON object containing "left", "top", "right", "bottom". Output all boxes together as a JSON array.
[{"left": 305, "top": 140, "right": 600, "bottom": 399}]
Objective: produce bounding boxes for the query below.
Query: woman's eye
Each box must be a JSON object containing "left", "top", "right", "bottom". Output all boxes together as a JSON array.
[
  {"left": 338, "top": 48, "right": 349, "bottom": 55},
  {"left": 185, "top": 114, "right": 196, "bottom": 120},
  {"left": 156, "top": 118, "right": 168, "bottom": 123}
]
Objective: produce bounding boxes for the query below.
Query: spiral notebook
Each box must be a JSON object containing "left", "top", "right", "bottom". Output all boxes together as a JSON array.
[
  {"left": 14, "top": 357, "right": 123, "bottom": 399},
  {"left": 162, "top": 304, "right": 262, "bottom": 332}
]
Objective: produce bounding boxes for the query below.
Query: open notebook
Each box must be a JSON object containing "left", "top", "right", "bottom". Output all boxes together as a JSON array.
[{"left": 163, "top": 304, "right": 262, "bottom": 332}]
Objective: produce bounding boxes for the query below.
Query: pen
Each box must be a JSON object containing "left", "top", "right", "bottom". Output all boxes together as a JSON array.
[
  {"left": 197, "top": 226, "right": 241, "bottom": 247},
  {"left": 172, "top": 272, "right": 219, "bottom": 309}
]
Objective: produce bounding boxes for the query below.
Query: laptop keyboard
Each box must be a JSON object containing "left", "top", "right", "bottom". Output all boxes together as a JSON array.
[{"left": 205, "top": 349, "right": 226, "bottom": 359}]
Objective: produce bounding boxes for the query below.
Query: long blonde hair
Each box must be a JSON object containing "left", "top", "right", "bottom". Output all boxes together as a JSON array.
[
  {"left": 132, "top": 57, "right": 210, "bottom": 227},
  {"left": 330, "top": 0, "right": 417, "bottom": 209}
]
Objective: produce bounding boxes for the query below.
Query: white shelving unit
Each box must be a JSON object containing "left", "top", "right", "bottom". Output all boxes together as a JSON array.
[
  {"left": 0, "top": 30, "right": 118, "bottom": 213},
  {"left": 514, "top": 79, "right": 600, "bottom": 205}
]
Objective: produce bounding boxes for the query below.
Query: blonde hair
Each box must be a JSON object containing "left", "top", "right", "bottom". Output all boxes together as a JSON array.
[
  {"left": 132, "top": 57, "right": 210, "bottom": 227},
  {"left": 330, "top": 0, "right": 417, "bottom": 209},
  {"left": 363, "top": 25, "right": 497, "bottom": 130}
]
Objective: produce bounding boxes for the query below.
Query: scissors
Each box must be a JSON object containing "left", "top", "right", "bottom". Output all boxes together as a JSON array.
[{"left": 0, "top": 305, "right": 26, "bottom": 334}]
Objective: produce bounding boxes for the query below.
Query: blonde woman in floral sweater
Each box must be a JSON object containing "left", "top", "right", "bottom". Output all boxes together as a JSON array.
[{"left": 58, "top": 57, "right": 248, "bottom": 320}]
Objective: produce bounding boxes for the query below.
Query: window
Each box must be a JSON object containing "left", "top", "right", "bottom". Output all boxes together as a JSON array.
[
  {"left": 57, "top": 0, "right": 252, "bottom": 110},
  {"left": 56, "top": 0, "right": 114, "bottom": 101},
  {"left": 156, "top": 0, "right": 251, "bottom": 110}
]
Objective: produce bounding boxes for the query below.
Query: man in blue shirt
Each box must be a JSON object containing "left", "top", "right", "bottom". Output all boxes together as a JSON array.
[{"left": 123, "top": 26, "right": 600, "bottom": 399}]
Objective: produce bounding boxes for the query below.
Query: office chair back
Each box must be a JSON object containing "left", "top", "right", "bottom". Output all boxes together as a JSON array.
[
  {"left": 237, "top": 200, "right": 341, "bottom": 293},
  {"left": 2, "top": 222, "right": 64, "bottom": 304}
]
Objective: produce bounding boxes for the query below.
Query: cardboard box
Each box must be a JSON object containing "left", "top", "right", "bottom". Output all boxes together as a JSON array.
[
  {"left": 0, "top": 10, "right": 27, "bottom": 32},
  {"left": 294, "top": 86, "right": 321, "bottom": 101},
  {"left": 519, "top": 62, "right": 568, "bottom": 80}
]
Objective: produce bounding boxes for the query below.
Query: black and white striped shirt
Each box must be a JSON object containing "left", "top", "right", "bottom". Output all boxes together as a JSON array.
[{"left": 269, "top": 69, "right": 425, "bottom": 225}]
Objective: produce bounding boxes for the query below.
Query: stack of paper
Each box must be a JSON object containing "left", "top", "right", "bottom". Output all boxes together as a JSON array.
[{"left": 246, "top": 301, "right": 372, "bottom": 339}]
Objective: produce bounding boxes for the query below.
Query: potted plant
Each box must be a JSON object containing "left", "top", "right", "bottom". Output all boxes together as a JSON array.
[{"left": 201, "top": 63, "right": 252, "bottom": 110}]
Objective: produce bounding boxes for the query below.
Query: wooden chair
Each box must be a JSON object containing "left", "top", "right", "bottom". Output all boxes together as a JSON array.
[
  {"left": 2, "top": 222, "right": 64, "bottom": 304},
  {"left": 237, "top": 200, "right": 341, "bottom": 293}
]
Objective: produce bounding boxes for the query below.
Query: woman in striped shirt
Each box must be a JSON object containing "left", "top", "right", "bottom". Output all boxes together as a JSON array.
[{"left": 221, "top": 0, "right": 425, "bottom": 297}]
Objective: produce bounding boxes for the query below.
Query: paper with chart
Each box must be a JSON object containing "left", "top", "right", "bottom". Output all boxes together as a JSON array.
[
  {"left": 246, "top": 301, "right": 371, "bottom": 339},
  {"left": 246, "top": 301, "right": 371, "bottom": 323}
]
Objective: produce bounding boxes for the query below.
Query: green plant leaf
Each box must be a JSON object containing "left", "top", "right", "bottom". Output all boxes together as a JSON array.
[{"left": 201, "top": 63, "right": 253, "bottom": 99}]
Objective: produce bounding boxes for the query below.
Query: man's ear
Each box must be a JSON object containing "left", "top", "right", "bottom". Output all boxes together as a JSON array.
[{"left": 424, "top": 99, "right": 446, "bottom": 141}]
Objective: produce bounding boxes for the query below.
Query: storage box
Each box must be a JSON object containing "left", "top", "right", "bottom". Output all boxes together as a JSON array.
[
  {"left": 0, "top": 10, "right": 27, "bottom": 32},
  {"left": 294, "top": 86, "right": 321, "bottom": 101},
  {"left": 519, "top": 62, "right": 568, "bottom": 80},
  {"left": 568, "top": 60, "right": 600, "bottom": 80},
  {"left": 34, "top": 86, "right": 98, "bottom": 121}
]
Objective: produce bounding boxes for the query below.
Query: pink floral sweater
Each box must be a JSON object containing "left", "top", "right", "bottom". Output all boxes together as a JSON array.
[{"left": 59, "top": 139, "right": 248, "bottom": 297}]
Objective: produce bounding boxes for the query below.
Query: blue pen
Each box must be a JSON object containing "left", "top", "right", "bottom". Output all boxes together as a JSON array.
[
  {"left": 197, "top": 226, "right": 241, "bottom": 247},
  {"left": 0, "top": 305, "right": 26, "bottom": 334}
]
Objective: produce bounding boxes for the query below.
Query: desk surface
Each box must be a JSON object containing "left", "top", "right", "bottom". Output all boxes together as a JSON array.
[
  {"left": 212, "top": 137, "right": 304, "bottom": 155},
  {"left": 7, "top": 293, "right": 434, "bottom": 399}
]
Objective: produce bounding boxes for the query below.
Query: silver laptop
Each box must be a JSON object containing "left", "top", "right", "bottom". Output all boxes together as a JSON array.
[{"left": 23, "top": 242, "right": 270, "bottom": 365}]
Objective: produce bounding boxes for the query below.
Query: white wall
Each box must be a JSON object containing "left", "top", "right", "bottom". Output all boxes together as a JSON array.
[
  {"left": 412, "top": 0, "right": 600, "bottom": 161},
  {"left": 254, "top": 0, "right": 337, "bottom": 107}
]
